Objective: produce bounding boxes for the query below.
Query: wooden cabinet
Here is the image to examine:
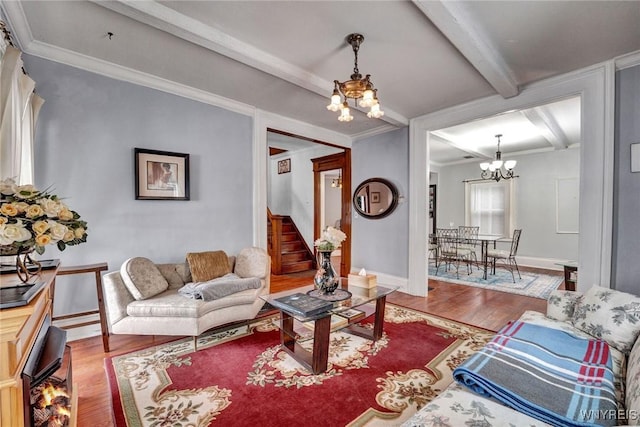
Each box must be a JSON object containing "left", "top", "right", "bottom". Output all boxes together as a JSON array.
[{"left": 0, "top": 268, "right": 58, "bottom": 427}]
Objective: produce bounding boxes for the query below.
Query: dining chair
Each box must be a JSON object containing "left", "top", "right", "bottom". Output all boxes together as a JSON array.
[
  {"left": 458, "top": 225, "right": 480, "bottom": 268},
  {"left": 435, "top": 228, "right": 473, "bottom": 278},
  {"left": 427, "top": 234, "right": 439, "bottom": 267},
  {"left": 486, "top": 229, "right": 522, "bottom": 282},
  {"left": 431, "top": 228, "right": 457, "bottom": 269},
  {"left": 435, "top": 228, "right": 458, "bottom": 238}
]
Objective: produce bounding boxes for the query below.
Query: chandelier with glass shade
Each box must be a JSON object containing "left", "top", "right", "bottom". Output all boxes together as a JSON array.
[
  {"left": 326, "top": 33, "right": 384, "bottom": 122},
  {"left": 479, "top": 134, "right": 517, "bottom": 182}
]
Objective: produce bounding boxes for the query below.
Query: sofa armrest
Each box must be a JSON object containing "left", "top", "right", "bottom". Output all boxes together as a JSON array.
[
  {"left": 103, "top": 271, "right": 135, "bottom": 328},
  {"left": 546, "top": 289, "right": 583, "bottom": 322}
]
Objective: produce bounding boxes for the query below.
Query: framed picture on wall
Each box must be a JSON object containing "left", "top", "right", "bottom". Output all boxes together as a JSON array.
[
  {"left": 278, "top": 158, "right": 291, "bottom": 174},
  {"left": 371, "top": 191, "right": 381, "bottom": 203},
  {"left": 135, "top": 148, "right": 190, "bottom": 200}
]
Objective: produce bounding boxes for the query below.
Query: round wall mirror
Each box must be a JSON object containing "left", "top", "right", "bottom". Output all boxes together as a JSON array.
[{"left": 353, "top": 178, "right": 399, "bottom": 219}]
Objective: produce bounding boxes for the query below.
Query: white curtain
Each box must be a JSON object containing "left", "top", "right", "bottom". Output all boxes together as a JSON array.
[
  {"left": 0, "top": 44, "right": 44, "bottom": 185},
  {"left": 465, "top": 180, "right": 514, "bottom": 236}
]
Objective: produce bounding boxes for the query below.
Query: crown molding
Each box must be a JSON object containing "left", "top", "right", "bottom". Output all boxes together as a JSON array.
[
  {"left": 29, "top": 40, "right": 257, "bottom": 117},
  {"left": 0, "top": 0, "right": 253, "bottom": 116},
  {"left": 351, "top": 124, "right": 402, "bottom": 142},
  {"left": 615, "top": 49, "right": 640, "bottom": 70}
]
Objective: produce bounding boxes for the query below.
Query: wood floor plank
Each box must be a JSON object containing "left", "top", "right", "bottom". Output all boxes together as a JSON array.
[{"left": 69, "top": 267, "right": 561, "bottom": 425}]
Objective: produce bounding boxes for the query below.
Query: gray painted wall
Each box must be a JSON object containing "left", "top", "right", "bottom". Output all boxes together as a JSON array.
[
  {"left": 352, "top": 127, "right": 409, "bottom": 277},
  {"left": 436, "top": 148, "right": 580, "bottom": 261},
  {"left": 323, "top": 174, "right": 342, "bottom": 230},
  {"left": 20, "top": 53, "right": 637, "bottom": 317},
  {"left": 24, "top": 55, "right": 254, "bottom": 316},
  {"left": 612, "top": 64, "right": 640, "bottom": 293}
]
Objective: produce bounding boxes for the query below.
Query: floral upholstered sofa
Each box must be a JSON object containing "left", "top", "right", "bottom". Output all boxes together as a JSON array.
[
  {"left": 102, "top": 247, "right": 270, "bottom": 351},
  {"left": 403, "top": 287, "right": 640, "bottom": 426}
]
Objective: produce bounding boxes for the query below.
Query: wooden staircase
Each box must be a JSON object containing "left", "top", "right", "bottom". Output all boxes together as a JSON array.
[{"left": 268, "top": 209, "right": 315, "bottom": 274}]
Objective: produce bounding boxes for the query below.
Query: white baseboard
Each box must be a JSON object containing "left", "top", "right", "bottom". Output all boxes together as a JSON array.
[
  {"left": 53, "top": 313, "right": 103, "bottom": 342},
  {"left": 353, "top": 256, "right": 565, "bottom": 295},
  {"left": 515, "top": 256, "right": 566, "bottom": 271}
]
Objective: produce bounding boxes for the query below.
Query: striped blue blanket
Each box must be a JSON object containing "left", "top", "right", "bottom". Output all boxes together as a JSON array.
[{"left": 453, "top": 321, "right": 617, "bottom": 426}]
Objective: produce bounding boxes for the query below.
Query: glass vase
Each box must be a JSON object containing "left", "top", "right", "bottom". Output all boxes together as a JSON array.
[{"left": 314, "top": 250, "right": 339, "bottom": 294}]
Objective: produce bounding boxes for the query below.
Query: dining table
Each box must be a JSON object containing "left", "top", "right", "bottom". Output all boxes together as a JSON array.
[
  {"left": 475, "top": 234, "right": 506, "bottom": 280},
  {"left": 431, "top": 232, "right": 506, "bottom": 280}
]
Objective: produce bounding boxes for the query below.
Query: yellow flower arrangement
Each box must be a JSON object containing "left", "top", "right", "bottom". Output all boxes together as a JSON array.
[{"left": 0, "top": 178, "right": 88, "bottom": 255}]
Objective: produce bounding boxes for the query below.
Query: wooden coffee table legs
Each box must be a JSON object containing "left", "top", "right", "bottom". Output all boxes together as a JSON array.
[
  {"left": 344, "top": 296, "right": 386, "bottom": 341},
  {"left": 278, "top": 295, "right": 387, "bottom": 374},
  {"left": 280, "top": 313, "right": 331, "bottom": 374}
]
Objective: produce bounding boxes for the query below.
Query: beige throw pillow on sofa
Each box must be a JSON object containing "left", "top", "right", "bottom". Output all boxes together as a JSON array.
[
  {"left": 234, "top": 247, "right": 268, "bottom": 278},
  {"left": 120, "top": 257, "right": 169, "bottom": 300},
  {"left": 186, "top": 250, "right": 231, "bottom": 282}
]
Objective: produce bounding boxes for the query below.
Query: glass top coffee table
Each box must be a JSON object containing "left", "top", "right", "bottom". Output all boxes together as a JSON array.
[{"left": 261, "top": 284, "right": 398, "bottom": 374}]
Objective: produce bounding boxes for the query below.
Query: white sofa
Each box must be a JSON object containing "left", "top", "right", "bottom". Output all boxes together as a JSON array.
[
  {"left": 404, "top": 287, "right": 640, "bottom": 426},
  {"left": 102, "top": 247, "right": 270, "bottom": 350}
]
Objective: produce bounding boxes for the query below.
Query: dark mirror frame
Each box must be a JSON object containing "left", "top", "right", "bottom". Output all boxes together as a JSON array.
[{"left": 353, "top": 177, "right": 399, "bottom": 219}]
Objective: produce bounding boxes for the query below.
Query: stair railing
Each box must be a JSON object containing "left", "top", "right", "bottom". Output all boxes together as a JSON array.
[{"left": 267, "top": 208, "right": 284, "bottom": 274}]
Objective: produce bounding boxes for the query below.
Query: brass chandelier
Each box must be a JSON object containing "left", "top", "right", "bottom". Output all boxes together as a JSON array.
[{"left": 326, "top": 33, "right": 384, "bottom": 122}]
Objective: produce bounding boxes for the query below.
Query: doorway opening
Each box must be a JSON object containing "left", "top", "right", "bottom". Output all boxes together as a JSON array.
[
  {"left": 312, "top": 151, "right": 351, "bottom": 278},
  {"left": 425, "top": 95, "right": 581, "bottom": 291},
  {"left": 267, "top": 129, "right": 351, "bottom": 289}
]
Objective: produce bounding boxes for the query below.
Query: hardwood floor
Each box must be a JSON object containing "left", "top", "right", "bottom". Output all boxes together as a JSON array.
[
  {"left": 389, "top": 277, "right": 548, "bottom": 331},
  {"left": 69, "top": 267, "right": 561, "bottom": 425}
]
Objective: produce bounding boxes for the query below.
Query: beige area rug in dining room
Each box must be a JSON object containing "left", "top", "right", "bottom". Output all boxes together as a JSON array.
[{"left": 428, "top": 265, "right": 562, "bottom": 299}]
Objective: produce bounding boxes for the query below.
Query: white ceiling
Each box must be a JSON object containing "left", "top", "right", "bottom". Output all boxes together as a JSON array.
[
  {"left": 430, "top": 95, "right": 582, "bottom": 165},
  {"left": 2, "top": 1, "right": 639, "bottom": 158}
]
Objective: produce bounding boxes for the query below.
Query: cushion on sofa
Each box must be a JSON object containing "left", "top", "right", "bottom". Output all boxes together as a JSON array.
[
  {"left": 401, "top": 383, "right": 552, "bottom": 427},
  {"left": 186, "top": 250, "right": 231, "bottom": 282},
  {"left": 175, "top": 262, "right": 192, "bottom": 283},
  {"left": 156, "top": 263, "right": 187, "bottom": 288},
  {"left": 234, "top": 246, "right": 269, "bottom": 279},
  {"left": 126, "top": 287, "right": 264, "bottom": 318},
  {"left": 120, "top": 257, "right": 169, "bottom": 300},
  {"left": 571, "top": 286, "right": 640, "bottom": 353},
  {"left": 546, "top": 290, "right": 583, "bottom": 322}
]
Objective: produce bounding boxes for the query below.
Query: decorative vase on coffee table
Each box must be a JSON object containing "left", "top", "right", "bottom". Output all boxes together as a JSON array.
[{"left": 314, "top": 250, "right": 339, "bottom": 294}]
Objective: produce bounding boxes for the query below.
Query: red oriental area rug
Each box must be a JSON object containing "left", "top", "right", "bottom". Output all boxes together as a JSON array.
[{"left": 104, "top": 304, "right": 493, "bottom": 426}]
